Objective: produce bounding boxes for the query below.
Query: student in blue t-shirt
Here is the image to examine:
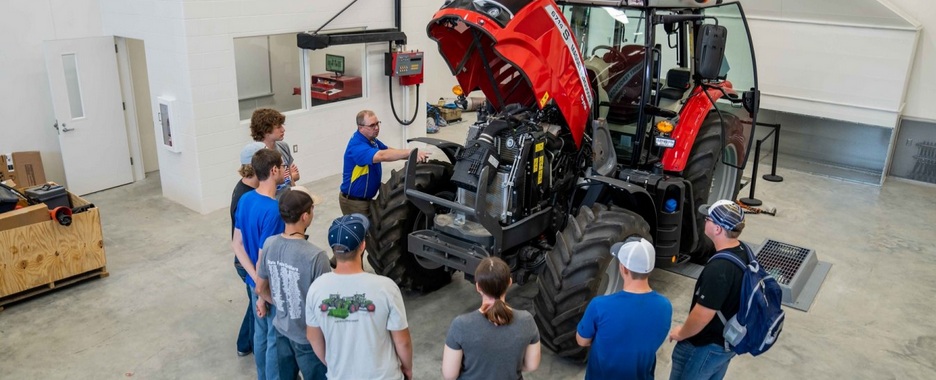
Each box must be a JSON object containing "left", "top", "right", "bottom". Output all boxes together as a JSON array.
[
  {"left": 577, "top": 237, "right": 673, "bottom": 380},
  {"left": 337, "top": 110, "right": 431, "bottom": 217},
  {"left": 232, "top": 148, "right": 286, "bottom": 380}
]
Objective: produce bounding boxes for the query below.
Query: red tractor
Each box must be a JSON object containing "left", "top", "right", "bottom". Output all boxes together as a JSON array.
[{"left": 366, "top": 0, "right": 761, "bottom": 359}]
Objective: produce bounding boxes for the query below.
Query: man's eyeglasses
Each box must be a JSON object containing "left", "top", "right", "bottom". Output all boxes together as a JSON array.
[{"left": 360, "top": 121, "right": 381, "bottom": 129}]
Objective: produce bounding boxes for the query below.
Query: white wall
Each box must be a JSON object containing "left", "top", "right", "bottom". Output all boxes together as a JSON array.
[
  {"left": 737, "top": 0, "right": 921, "bottom": 129},
  {"left": 100, "top": 0, "right": 204, "bottom": 211},
  {"left": 174, "top": 0, "right": 433, "bottom": 213},
  {"left": 0, "top": 0, "right": 104, "bottom": 186},
  {"left": 882, "top": 0, "right": 936, "bottom": 121}
]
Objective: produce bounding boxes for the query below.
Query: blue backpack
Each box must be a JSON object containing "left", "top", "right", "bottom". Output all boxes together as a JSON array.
[{"left": 709, "top": 243, "right": 785, "bottom": 356}]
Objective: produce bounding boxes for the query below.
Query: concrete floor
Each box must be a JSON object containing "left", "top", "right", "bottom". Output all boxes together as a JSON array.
[{"left": 2, "top": 118, "right": 935, "bottom": 379}]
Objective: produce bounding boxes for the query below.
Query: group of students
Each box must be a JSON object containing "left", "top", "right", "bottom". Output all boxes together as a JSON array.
[
  {"left": 230, "top": 108, "right": 753, "bottom": 380},
  {"left": 229, "top": 108, "right": 538, "bottom": 380}
]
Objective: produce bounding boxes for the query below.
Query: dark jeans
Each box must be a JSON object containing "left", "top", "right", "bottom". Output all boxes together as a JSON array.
[
  {"left": 235, "top": 262, "right": 253, "bottom": 353},
  {"left": 275, "top": 332, "right": 327, "bottom": 380}
]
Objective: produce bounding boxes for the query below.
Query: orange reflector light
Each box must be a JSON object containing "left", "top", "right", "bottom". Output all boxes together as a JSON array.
[
  {"left": 452, "top": 85, "right": 464, "bottom": 96},
  {"left": 656, "top": 120, "right": 675, "bottom": 134}
]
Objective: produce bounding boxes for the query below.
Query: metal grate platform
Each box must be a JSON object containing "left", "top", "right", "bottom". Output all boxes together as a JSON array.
[
  {"left": 660, "top": 239, "right": 831, "bottom": 311},
  {"left": 755, "top": 239, "right": 831, "bottom": 311},
  {"left": 757, "top": 239, "right": 811, "bottom": 285}
]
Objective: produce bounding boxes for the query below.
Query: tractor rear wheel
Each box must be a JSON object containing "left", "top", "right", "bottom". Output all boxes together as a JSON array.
[
  {"left": 533, "top": 204, "right": 651, "bottom": 360},
  {"left": 684, "top": 111, "right": 743, "bottom": 257},
  {"left": 367, "top": 160, "right": 455, "bottom": 293}
]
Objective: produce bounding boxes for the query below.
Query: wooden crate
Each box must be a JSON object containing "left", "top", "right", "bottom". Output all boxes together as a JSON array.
[{"left": 0, "top": 193, "right": 107, "bottom": 311}]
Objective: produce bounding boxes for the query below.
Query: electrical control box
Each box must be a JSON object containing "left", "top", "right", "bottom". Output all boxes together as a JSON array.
[{"left": 385, "top": 51, "right": 424, "bottom": 86}]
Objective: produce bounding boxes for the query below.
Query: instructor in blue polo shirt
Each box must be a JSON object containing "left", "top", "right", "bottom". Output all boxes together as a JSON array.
[{"left": 339, "top": 109, "right": 431, "bottom": 217}]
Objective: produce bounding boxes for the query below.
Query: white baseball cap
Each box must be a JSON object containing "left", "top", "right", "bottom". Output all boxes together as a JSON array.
[{"left": 610, "top": 237, "right": 655, "bottom": 274}]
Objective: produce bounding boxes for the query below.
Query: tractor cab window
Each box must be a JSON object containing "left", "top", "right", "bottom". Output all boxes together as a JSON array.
[
  {"left": 564, "top": 6, "right": 650, "bottom": 161},
  {"left": 698, "top": 3, "right": 758, "bottom": 169}
]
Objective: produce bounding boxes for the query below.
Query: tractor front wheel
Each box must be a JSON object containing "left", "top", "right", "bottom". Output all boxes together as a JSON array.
[
  {"left": 533, "top": 204, "right": 651, "bottom": 360},
  {"left": 366, "top": 160, "right": 455, "bottom": 293}
]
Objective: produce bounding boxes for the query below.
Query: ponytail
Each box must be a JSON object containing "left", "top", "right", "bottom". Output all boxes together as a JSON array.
[
  {"left": 475, "top": 257, "right": 513, "bottom": 326},
  {"left": 483, "top": 298, "right": 513, "bottom": 326}
]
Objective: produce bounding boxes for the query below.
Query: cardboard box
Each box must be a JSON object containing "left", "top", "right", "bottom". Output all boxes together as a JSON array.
[
  {"left": 0, "top": 154, "right": 15, "bottom": 184},
  {"left": 11, "top": 151, "right": 46, "bottom": 187}
]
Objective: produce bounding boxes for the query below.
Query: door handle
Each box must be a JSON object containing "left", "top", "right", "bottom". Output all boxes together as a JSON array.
[{"left": 61, "top": 123, "right": 74, "bottom": 133}]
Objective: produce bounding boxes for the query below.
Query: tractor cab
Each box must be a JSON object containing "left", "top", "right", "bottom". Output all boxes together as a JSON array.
[{"left": 559, "top": 0, "right": 760, "bottom": 174}]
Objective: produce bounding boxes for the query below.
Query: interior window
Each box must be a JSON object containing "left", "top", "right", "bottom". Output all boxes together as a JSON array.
[{"left": 234, "top": 33, "right": 303, "bottom": 120}]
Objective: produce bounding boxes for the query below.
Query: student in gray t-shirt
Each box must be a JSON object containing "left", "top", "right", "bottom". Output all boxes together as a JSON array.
[
  {"left": 442, "top": 257, "right": 541, "bottom": 380},
  {"left": 257, "top": 188, "right": 330, "bottom": 380}
]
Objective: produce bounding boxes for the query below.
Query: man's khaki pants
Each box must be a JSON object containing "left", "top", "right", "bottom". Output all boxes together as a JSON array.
[{"left": 338, "top": 193, "right": 372, "bottom": 218}]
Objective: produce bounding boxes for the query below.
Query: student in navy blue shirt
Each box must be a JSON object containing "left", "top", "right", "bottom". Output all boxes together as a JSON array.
[
  {"left": 338, "top": 110, "right": 431, "bottom": 217},
  {"left": 232, "top": 148, "right": 286, "bottom": 380},
  {"left": 577, "top": 237, "right": 673, "bottom": 380}
]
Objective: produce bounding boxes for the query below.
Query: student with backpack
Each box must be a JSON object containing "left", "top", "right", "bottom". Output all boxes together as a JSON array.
[{"left": 669, "top": 200, "right": 784, "bottom": 380}]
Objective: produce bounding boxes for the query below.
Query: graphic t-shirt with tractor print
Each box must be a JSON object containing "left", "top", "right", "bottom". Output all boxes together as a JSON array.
[
  {"left": 305, "top": 272, "right": 408, "bottom": 380},
  {"left": 319, "top": 293, "right": 376, "bottom": 319}
]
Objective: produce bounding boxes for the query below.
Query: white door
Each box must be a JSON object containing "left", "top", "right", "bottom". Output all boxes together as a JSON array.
[{"left": 43, "top": 36, "right": 134, "bottom": 195}]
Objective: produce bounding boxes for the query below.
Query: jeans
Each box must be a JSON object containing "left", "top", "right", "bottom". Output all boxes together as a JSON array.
[
  {"left": 251, "top": 291, "right": 280, "bottom": 380},
  {"left": 669, "top": 341, "right": 736, "bottom": 380},
  {"left": 275, "top": 332, "right": 327, "bottom": 380},
  {"left": 235, "top": 263, "right": 253, "bottom": 354}
]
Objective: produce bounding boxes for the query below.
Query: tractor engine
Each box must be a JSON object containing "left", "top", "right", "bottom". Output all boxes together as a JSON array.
[{"left": 448, "top": 106, "right": 577, "bottom": 226}]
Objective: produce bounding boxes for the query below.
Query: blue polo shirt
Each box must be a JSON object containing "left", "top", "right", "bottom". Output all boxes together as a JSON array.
[
  {"left": 234, "top": 190, "right": 285, "bottom": 288},
  {"left": 340, "top": 131, "right": 388, "bottom": 199}
]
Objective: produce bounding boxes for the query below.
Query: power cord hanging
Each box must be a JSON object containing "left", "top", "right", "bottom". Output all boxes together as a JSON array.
[{"left": 388, "top": 42, "right": 419, "bottom": 125}]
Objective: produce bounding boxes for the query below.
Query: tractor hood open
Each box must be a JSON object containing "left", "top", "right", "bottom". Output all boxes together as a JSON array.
[{"left": 426, "top": 0, "right": 592, "bottom": 148}]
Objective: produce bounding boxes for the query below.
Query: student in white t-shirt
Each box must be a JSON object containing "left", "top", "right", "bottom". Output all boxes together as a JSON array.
[{"left": 305, "top": 214, "right": 413, "bottom": 380}]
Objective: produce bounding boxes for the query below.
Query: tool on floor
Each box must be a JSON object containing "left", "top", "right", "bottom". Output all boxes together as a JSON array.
[{"left": 736, "top": 200, "right": 777, "bottom": 216}]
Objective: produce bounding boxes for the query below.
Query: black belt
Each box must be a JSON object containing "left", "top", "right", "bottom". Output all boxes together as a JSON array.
[{"left": 340, "top": 192, "right": 369, "bottom": 202}]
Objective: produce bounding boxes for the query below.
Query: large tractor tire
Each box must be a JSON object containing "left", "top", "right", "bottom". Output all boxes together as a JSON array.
[
  {"left": 684, "top": 111, "right": 743, "bottom": 257},
  {"left": 367, "top": 160, "right": 455, "bottom": 293},
  {"left": 533, "top": 204, "right": 651, "bottom": 360}
]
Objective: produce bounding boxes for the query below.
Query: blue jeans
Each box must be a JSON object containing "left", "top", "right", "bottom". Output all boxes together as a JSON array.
[
  {"left": 275, "top": 332, "right": 327, "bottom": 380},
  {"left": 251, "top": 291, "right": 280, "bottom": 380},
  {"left": 235, "top": 263, "right": 253, "bottom": 354},
  {"left": 669, "top": 341, "right": 736, "bottom": 380}
]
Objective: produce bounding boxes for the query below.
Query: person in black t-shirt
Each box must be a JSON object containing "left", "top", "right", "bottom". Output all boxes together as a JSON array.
[
  {"left": 231, "top": 141, "right": 265, "bottom": 357},
  {"left": 669, "top": 200, "right": 748, "bottom": 380}
]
